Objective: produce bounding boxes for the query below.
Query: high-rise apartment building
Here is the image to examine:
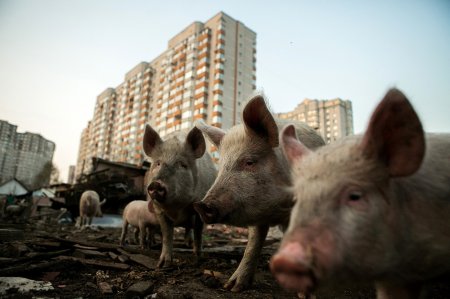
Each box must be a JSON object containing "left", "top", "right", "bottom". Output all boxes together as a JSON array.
[
  {"left": 67, "top": 165, "right": 76, "bottom": 185},
  {"left": 76, "top": 12, "right": 256, "bottom": 177},
  {"left": 0, "top": 120, "right": 17, "bottom": 183},
  {"left": 75, "top": 121, "right": 91, "bottom": 180},
  {"left": 0, "top": 120, "right": 56, "bottom": 187},
  {"left": 110, "top": 62, "right": 153, "bottom": 165},
  {"left": 275, "top": 98, "right": 353, "bottom": 144}
]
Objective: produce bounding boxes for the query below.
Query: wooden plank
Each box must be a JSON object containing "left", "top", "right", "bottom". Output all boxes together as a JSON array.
[
  {"left": 55, "top": 255, "right": 130, "bottom": 270},
  {"left": 0, "top": 259, "right": 76, "bottom": 276},
  {"left": 117, "top": 248, "right": 156, "bottom": 269},
  {"left": 0, "top": 249, "right": 71, "bottom": 267}
]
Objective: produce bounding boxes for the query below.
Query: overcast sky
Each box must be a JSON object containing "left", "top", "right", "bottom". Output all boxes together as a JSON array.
[{"left": 1, "top": 0, "right": 449, "bottom": 182}]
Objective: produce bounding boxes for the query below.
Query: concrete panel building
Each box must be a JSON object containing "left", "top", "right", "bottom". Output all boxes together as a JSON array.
[
  {"left": 75, "top": 121, "right": 91, "bottom": 180},
  {"left": 0, "top": 120, "right": 56, "bottom": 188},
  {"left": 275, "top": 98, "right": 353, "bottom": 144},
  {"left": 0, "top": 120, "right": 17, "bottom": 183},
  {"left": 76, "top": 12, "right": 256, "bottom": 177}
]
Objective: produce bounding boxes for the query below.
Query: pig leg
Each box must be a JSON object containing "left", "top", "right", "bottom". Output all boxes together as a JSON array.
[
  {"left": 120, "top": 220, "right": 128, "bottom": 246},
  {"left": 148, "top": 226, "right": 156, "bottom": 247},
  {"left": 138, "top": 222, "right": 146, "bottom": 250},
  {"left": 157, "top": 214, "right": 174, "bottom": 268},
  {"left": 184, "top": 227, "right": 193, "bottom": 247},
  {"left": 375, "top": 282, "right": 422, "bottom": 299},
  {"left": 224, "top": 225, "right": 269, "bottom": 292},
  {"left": 193, "top": 215, "right": 203, "bottom": 259},
  {"left": 134, "top": 227, "right": 140, "bottom": 244}
]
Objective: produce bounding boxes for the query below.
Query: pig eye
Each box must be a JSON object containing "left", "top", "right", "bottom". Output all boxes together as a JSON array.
[
  {"left": 155, "top": 161, "right": 161, "bottom": 167},
  {"left": 348, "top": 191, "right": 363, "bottom": 201},
  {"left": 245, "top": 160, "right": 256, "bottom": 166},
  {"left": 241, "top": 159, "right": 257, "bottom": 171},
  {"left": 178, "top": 161, "right": 188, "bottom": 169},
  {"left": 343, "top": 188, "right": 368, "bottom": 211}
]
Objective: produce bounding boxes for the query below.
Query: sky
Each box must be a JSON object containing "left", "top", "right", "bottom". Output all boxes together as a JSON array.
[{"left": 1, "top": 0, "right": 449, "bottom": 182}]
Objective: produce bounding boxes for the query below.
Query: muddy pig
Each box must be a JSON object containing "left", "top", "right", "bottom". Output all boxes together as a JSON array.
[
  {"left": 143, "top": 125, "right": 217, "bottom": 267},
  {"left": 79, "top": 190, "right": 106, "bottom": 227},
  {"left": 193, "top": 95, "right": 325, "bottom": 292},
  {"left": 120, "top": 200, "right": 160, "bottom": 249},
  {"left": 271, "top": 88, "right": 450, "bottom": 299}
]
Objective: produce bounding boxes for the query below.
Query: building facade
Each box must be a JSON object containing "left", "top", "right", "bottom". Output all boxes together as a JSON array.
[
  {"left": 0, "top": 120, "right": 56, "bottom": 188},
  {"left": 110, "top": 62, "right": 153, "bottom": 165},
  {"left": 275, "top": 98, "right": 353, "bottom": 144},
  {"left": 76, "top": 12, "right": 256, "bottom": 177},
  {"left": 0, "top": 120, "right": 17, "bottom": 184},
  {"left": 75, "top": 121, "right": 91, "bottom": 180},
  {"left": 67, "top": 165, "right": 76, "bottom": 185}
]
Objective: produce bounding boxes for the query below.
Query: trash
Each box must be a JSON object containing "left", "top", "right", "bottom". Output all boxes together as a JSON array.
[{"left": 0, "top": 277, "right": 54, "bottom": 295}]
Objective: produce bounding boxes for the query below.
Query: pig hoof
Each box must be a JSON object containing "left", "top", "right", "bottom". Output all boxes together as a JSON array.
[
  {"left": 224, "top": 278, "right": 249, "bottom": 292},
  {"left": 157, "top": 259, "right": 172, "bottom": 268},
  {"left": 192, "top": 255, "right": 204, "bottom": 266}
]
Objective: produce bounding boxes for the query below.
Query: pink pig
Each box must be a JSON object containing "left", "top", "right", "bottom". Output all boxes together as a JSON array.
[{"left": 271, "top": 89, "right": 450, "bottom": 299}]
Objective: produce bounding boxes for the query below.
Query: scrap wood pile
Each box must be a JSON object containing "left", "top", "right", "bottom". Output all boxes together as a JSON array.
[{"left": 0, "top": 223, "right": 290, "bottom": 299}]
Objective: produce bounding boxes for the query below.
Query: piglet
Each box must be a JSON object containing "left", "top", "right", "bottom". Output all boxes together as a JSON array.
[{"left": 120, "top": 200, "right": 160, "bottom": 249}]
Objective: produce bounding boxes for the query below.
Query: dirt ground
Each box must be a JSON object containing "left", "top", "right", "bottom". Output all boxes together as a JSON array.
[{"left": 0, "top": 221, "right": 449, "bottom": 299}]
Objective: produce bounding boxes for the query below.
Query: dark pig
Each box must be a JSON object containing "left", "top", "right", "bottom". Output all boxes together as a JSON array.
[
  {"left": 271, "top": 88, "right": 450, "bottom": 298},
  {"left": 193, "top": 95, "right": 325, "bottom": 292},
  {"left": 143, "top": 125, "right": 217, "bottom": 267}
]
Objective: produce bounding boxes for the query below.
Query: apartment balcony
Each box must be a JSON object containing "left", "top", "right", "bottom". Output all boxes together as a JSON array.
[
  {"left": 213, "top": 99, "right": 223, "bottom": 106},
  {"left": 196, "top": 61, "right": 210, "bottom": 70},
  {"left": 195, "top": 92, "right": 208, "bottom": 100},
  {"left": 195, "top": 81, "right": 208, "bottom": 90},
  {"left": 196, "top": 71, "right": 209, "bottom": 80},
  {"left": 198, "top": 42, "right": 210, "bottom": 52},
  {"left": 198, "top": 52, "right": 208, "bottom": 60},
  {"left": 213, "top": 79, "right": 224, "bottom": 85},
  {"left": 214, "top": 48, "right": 225, "bottom": 55},
  {"left": 194, "top": 102, "right": 207, "bottom": 110},
  {"left": 193, "top": 113, "right": 207, "bottom": 120}
]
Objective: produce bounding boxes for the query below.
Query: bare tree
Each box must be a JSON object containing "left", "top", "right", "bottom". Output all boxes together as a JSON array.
[{"left": 32, "top": 161, "right": 58, "bottom": 189}]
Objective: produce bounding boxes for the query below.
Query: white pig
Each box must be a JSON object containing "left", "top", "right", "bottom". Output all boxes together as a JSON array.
[{"left": 79, "top": 190, "right": 106, "bottom": 227}]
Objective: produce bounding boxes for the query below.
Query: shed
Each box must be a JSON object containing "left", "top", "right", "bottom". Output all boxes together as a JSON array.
[{"left": 0, "top": 178, "right": 29, "bottom": 196}]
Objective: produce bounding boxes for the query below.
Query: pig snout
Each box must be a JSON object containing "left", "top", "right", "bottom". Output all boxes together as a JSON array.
[
  {"left": 147, "top": 180, "right": 167, "bottom": 203},
  {"left": 193, "top": 201, "right": 219, "bottom": 224},
  {"left": 270, "top": 242, "right": 317, "bottom": 294}
]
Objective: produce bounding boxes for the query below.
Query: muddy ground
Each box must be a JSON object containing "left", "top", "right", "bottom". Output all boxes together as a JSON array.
[{"left": 0, "top": 221, "right": 449, "bottom": 299}]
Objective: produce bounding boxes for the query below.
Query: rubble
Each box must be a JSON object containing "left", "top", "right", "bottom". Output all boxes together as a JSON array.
[{"left": 0, "top": 221, "right": 448, "bottom": 298}]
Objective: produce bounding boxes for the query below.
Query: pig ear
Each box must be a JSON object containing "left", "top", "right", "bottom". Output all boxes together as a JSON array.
[
  {"left": 243, "top": 95, "right": 279, "bottom": 147},
  {"left": 143, "top": 124, "right": 163, "bottom": 157},
  {"left": 185, "top": 126, "right": 206, "bottom": 159},
  {"left": 280, "top": 124, "right": 311, "bottom": 164},
  {"left": 360, "top": 88, "right": 425, "bottom": 177},
  {"left": 195, "top": 120, "right": 225, "bottom": 148}
]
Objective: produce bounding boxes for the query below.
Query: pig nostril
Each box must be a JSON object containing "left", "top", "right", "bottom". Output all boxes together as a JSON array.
[
  {"left": 147, "top": 181, "right": 167, "bottom": 202},
  {"left": 270, "top": 252, "right": 317, "bottom": 293}
]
